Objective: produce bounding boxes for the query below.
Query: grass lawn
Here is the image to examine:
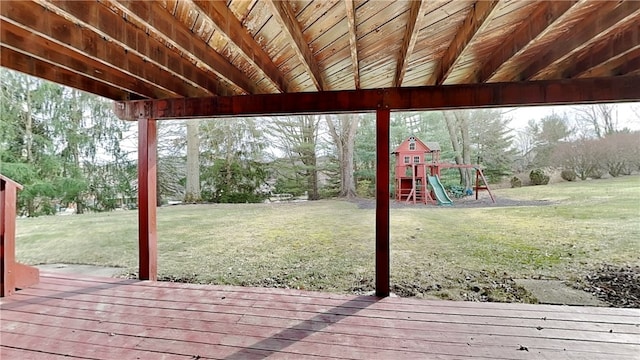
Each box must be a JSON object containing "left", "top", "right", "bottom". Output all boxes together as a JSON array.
[{"left": 16, "top": 175, "right": 640, "bottom": 302}]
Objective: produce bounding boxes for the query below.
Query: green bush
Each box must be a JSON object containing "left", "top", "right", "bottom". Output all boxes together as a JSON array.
[
  {"left": 588, "top": 167, "right": 605, "bottom": 179},
  {"left": 560, "top": 169, "right": 577, "bottom": 182},
  {"left": 510, "top": 176, "right": 522, "bottom": 188},
  {"left": 529, "top": 169, "right": 550, "bottom": 185},
  {"left": 356, "top": 179, "right": 374, "bottom": 198},
  {"left": 445, "top": 184, "right": 466, "bottom": 198}
]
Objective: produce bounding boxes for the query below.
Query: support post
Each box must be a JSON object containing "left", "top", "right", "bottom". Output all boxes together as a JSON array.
[
  {"left": 375, "top": 108, "right": 390, "bottom": 297},
  {"left": 138, "top": 118, "right": 158, "bottom": 281},
  {"left": 1, "top": 175, "right": 39, "bottom": 297}
]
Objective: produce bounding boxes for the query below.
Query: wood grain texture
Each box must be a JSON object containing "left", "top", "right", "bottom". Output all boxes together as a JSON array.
[
  {"left": 375, "top": 109, "right": 390, "bottom": 297},
  {"left": 0, "top": 45, "right": 132, "bottom": 100},
  {"left": 137, "top": 119, "right": 158, "bottom": 281},
  {"left": 2, "top": 0, "right": 639, "bottom": 100},
  {"left": 1, "top": 272, "right": 638, "bottom": 359},
  {"left": 505, "top": 1, "right": 640, "bottom": 81},
  {"left": 192, "top": 0, "right": 288, "bottom": 93},
  {"left": 4, "top": 0, "right": 205, "bottom": 97},
  {"left": 394, "top": 0, "right": 428, "bottom": 87},
  {"left": 267, "top": 0, "right": 325, "bottom": 91},
  {"left": 114, "top": 76, "right": 640, "bottom": 120},
  {"left": 1, "top": 176, "right": 38, "bottom": 297},
  {"left": 427, "top": 0, "right": 500, "bottom": 85}
]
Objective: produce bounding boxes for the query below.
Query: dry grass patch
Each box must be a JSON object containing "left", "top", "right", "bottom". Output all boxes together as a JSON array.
[{"left": 16, "top": 175, "right": 640, "bottom": 302}]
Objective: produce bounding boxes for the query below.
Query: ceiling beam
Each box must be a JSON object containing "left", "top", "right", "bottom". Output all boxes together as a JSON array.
[
  {"left": 1, "top": 20, "right": 168, "bottom": 99},
  {"left": 427, "top": 0, "right": 499, "bottom": 86},
  {"left": 191, "top": 0, "right": 287, "bottom": 93},
  {"left": 1, "top": 45, "right": 130, "bottom": 100},
  {"left": 559, "top": 24, "right": 640, "bottom": 79},
  {"left": 267, "top": 0, "right": 325, "bottom": 91},
  {"left": 1, "top": 1, "right": 202, "bottom": 97},
  {"left": 394, "top": 0, "right": 428, "bottom": 87},
  {"left": 473, "top": 1, "right": 577, "bottom": 83},
  {"left": 103, "top": 0, "right": 251, "bottom": 95},
  {"left": 344, "top": 0, "right": 360, "bottom": 89},
  {"left": 578, "top": 47, "right": 640, "bottom": 78},
  {"left": 115, "top": 76, "right": 640, "bottom": 120},
  {"left": 518, "top": 1, "right": 640, "bottom": 81}
]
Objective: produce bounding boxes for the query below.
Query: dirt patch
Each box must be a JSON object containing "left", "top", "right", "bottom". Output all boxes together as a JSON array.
[
  {"left": 351, "top": 196, "right": 552, "bottom": 209},
  {"left": 36, "top": 263, "right": 124, "bottom": 277},
  {"left": 577, "top": 264, "right": 640, "bottom": 308},
  {"left": 349, "top": 270, "right": 537, "bottom": 303},
  {"left": 515, "top": 279, "right": 606, "bottom": 306}
]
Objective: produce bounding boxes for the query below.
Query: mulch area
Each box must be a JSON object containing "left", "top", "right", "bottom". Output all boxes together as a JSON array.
[
  {"left": 351, "top": 196, "right": 553, "bottom": 209},
  {"left": 582, "top": 265, "right": 640, "bottom": 308}
]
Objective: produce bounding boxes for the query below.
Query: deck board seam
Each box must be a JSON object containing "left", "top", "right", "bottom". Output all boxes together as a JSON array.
[
  {"left": 10, "top": 287, "right": 640, "bottom": 328},
  {"left": 37, "top": 274, "right": 640, "bottom": 316},
  {"left": 5, "top": 321, "right": 633, "bottom": 359},
  {"left": 4, "top": 306, "right": 639, "bottom": 348}
]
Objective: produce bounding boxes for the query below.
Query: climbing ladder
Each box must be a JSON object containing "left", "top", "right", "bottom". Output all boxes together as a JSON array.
[{"left": 403, "top": 164, "right": 434, "bottom": 204}]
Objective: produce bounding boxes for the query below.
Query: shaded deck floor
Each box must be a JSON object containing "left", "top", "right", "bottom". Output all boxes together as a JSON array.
[{"left": 1, "top": 272, "right": 638, "bottom": 359}]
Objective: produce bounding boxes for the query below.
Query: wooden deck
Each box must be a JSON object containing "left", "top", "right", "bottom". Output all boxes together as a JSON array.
[{"left": 1, "top": 272, "right": 638, "bottom": 359}]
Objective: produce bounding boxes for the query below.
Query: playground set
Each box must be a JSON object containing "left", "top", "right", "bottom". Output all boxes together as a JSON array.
[{"left": 393, "top": 136, "right": 495, "bottom": 205}]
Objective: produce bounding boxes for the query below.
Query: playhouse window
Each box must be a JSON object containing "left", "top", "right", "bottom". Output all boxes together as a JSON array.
[
  {"left": 403, "top": 156, "right": 410, "bottom": 164},
  {"left": 409, "top": 142, "right": 416, "bottom": 150},
  {"left": 413, "top": 156, "right": 420, "bottom": 163}
]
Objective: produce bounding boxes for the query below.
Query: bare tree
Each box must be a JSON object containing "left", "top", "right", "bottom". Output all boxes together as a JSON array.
[
  {"left": 268, "top": 115, "right": 321, "bottom": 200},
  {"left": 442, "top": 110, "right": 472, "bottom": 189},
  {"left": 573, "top": 104, "right": 618, "bottom": 138},
  {"left": 326, "top": 114, "right": 359, "bottom": 198},
  {"left": 552, "top": 138, "right": 602, "bottom": 180}
]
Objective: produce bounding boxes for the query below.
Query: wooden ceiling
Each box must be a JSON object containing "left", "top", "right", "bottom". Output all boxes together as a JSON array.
[{"left": 1, "top": 0, "right": 639, "bottom": 102}]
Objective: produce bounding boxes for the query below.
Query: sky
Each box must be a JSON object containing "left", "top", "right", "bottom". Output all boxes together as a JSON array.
[{"left": 504, "top": 102, "right": 640, "bottom": 130}]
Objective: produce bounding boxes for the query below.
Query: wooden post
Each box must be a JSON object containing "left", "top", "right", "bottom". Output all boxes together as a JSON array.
[
  {"left": 1, "top": 175, "right": 39, "bottom": 297},
  {"left": 138, "top": 118, "right": 158, "bottom": 281},
  {"left": 375, "top": 108, "right": 390, "bottom": 297}
]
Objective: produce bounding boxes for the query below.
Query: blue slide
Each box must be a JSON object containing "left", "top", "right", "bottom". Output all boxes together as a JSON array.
[{"left": 427, "top": 175, "right": 453, "bottom": 205}]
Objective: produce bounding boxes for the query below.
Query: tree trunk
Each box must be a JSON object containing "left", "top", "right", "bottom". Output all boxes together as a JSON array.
[
  {"left": 301, "top": 115, "right": 320, "bottom": 200},
  {"left": 457, "top": 112, "right": 473, "bottom": 190},
  {"left": 71, "top": 90, "right": 84, "bottom": 214},
  {"left": 443, "top": 111, "right": 465, "bottom": 182},
  {"left": 25, "top": 79, "right": 33, "bottom": 163},
  {"left": 184, "top": 119, "right": 201, "bottom": 202},
  {"left": 326, "top": 114, "right": 359, "bottom": 198}
]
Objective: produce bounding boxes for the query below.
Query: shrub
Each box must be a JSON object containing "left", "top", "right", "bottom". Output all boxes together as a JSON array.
[
  {"left": 529, "top": 169, "right": 550, "bottom": 185},
  {"left": 510, "top": 176, "right": 522, "bottom": 188},
  {"left": 588, "top": 167, "right": 605, "bottom": 179},
  {"left": 356, "top": 179, "right": 374, "bottom": 198},
  {"left": 560, "top": 169, "right": 577, "bottom": 182},
  {"left": 445, "top": 184, "right": 466, "bottom": 198}
]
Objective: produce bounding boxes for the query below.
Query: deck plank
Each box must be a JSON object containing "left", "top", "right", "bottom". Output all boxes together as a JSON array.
[{"left": 1, "top": 272, "right": 638, "bottom": 360}]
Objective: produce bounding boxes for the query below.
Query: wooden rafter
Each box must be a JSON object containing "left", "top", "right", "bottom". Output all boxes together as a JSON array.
[
  {"left": 0, "top": 46, "right": 130, "bottom": 100},
  {"left": 115, "top": 76, "right": 640, "bottom": 120},
  {"left": 0, "top": 20, "right": 167, "bottom": 99},
  {"left": 344, "top": 0, "right": 360, "bottom": 89},
  {"left": 578, "top": 47, "right": 640, "bottom": 78},
  {"left": 110, "top": 0, "right": 255, "bottom": 95},
  {"left": 473, "top": 1, "right": 577, "bottom": 83},
  {"left": 191, "top": 0, "right": 287, "bottom": 93},
  {"left": 518, "top": 1, "right": 640, "bottom": 81},
  {"left": 394, "top": 0, "right": 428, "bottom": 87},
  {"left": 427, "top": 0, "right": 499, "bottom": 86},
  {"left": 267, "top": 0, "right": 325, "bottom": 91},
  {"left": 1, "top": 1, "right": 204, "bottom": 97},
  {"left": 559, "top": 24, "right": 640, "bottom": 79}
]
